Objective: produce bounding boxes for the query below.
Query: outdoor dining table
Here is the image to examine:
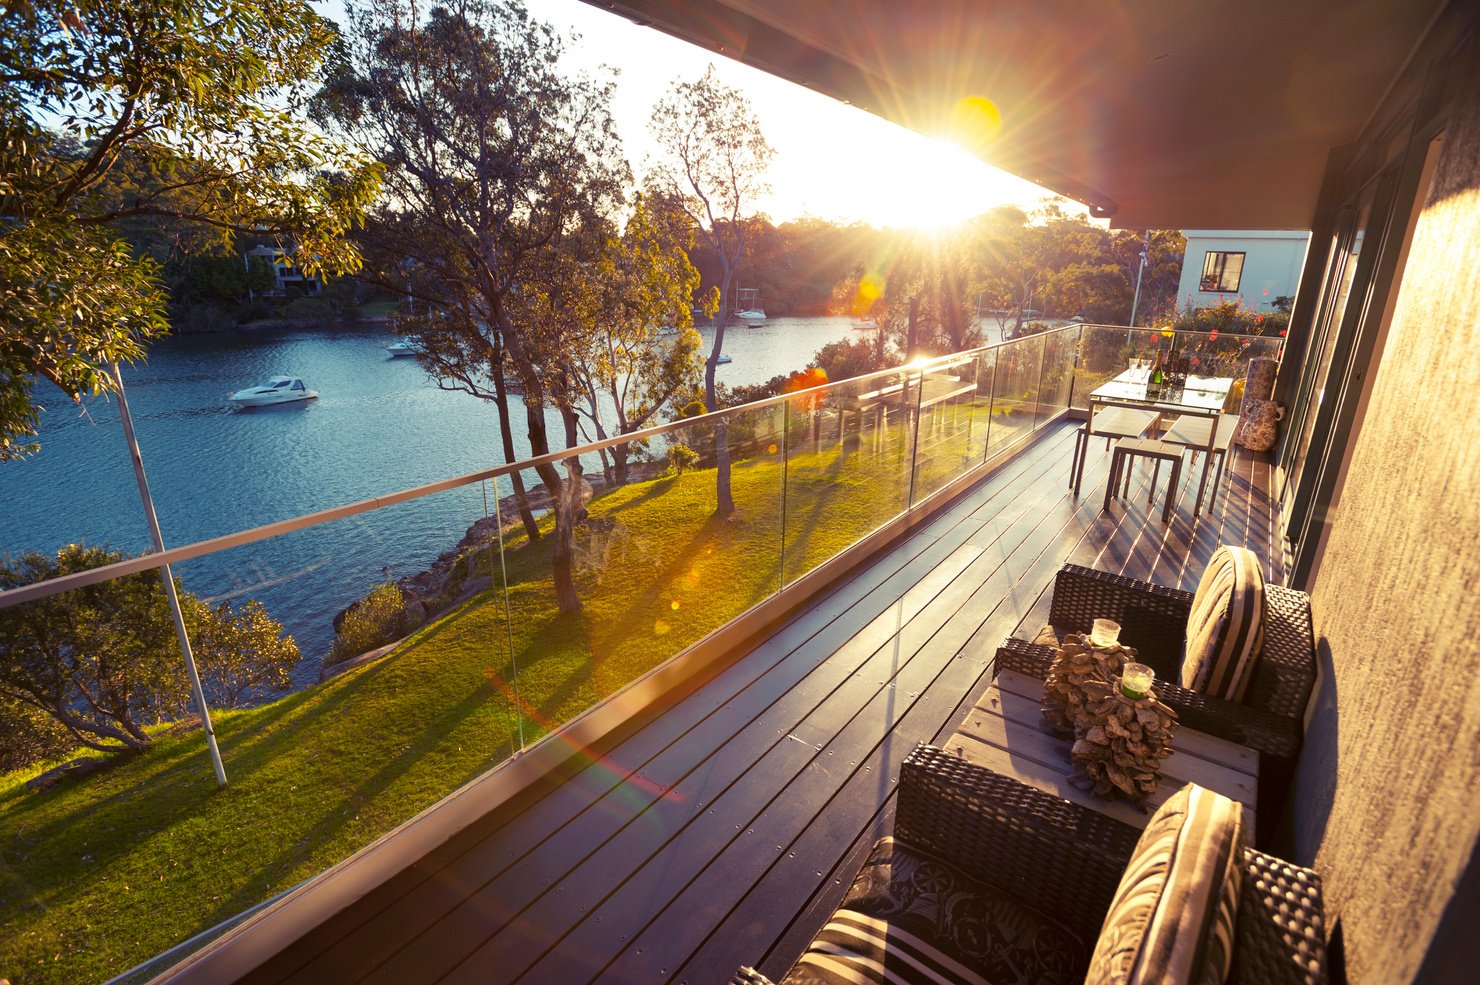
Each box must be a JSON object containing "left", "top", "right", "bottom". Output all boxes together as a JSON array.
[{"left": 1082, "top": 370, "right": 1234, "bottom": 516}]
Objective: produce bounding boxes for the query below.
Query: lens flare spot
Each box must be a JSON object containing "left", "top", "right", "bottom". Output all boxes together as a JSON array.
[
  {"left": 855, "top": 273, "right": 884, "bottom": 311},
  {"left": 654, "top": 619, "right": 671, "bottom": 636},
  {"left": 670, "top": 599, "right": 681, "bottom": 611},
  {"left": 949, "top": 95, "right": 1003, "bottom": 148},
  {"left": 767, "top": 442, "right": 779, "bottom": 454}
]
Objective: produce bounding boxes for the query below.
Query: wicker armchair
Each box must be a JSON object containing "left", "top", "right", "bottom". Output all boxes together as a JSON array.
[
  {"left": 733, "top": 745, "right": 1327, "bottom": 985},
  {"left": 995, "top": 563, "right": 1317, "bottom": 844}
]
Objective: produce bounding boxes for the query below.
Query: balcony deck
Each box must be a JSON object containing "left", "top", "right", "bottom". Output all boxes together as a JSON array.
[{"left": 249, "top": 419, "right": 1281, "bottom": 985}]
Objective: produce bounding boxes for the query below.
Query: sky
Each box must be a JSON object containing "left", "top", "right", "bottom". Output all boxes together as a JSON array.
[{"left": 314, "top": 0, "right": 1062, "bottom": 231}]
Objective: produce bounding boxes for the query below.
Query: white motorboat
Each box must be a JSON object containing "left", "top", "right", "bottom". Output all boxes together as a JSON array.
[
  {"left": 851, "top": 318, "right": 878, "bottom": 330},
  {"left": 227, "top": 376, "right": 318, "bottom": 407},
  {"left": 385, "top": 339, "right": 423, "bottom": 357},
  {"left": 737, "top": 308, "right": 766, "bottom": 327},
  {"left": 716, "top": 353, "right": 733, "bottom": 364}
]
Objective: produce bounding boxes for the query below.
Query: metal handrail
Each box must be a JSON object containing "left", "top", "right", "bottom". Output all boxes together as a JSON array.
[{"left": 0, "top": 326, "right": 1084, "bottom": 609}]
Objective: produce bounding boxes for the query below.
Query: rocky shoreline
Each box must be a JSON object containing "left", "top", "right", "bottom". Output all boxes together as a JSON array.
[{"left": 323, "top": 457, "right": 671, "bottom": 678}]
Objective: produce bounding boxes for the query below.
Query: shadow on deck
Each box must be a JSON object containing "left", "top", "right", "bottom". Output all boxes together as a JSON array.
[{"left": 242, "top": 419, "right": 1282, "bottom": 985}]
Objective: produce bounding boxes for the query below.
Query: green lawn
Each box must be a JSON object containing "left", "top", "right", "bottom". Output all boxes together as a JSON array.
[{"left": 0, "top": 400, "right": 1036, "bottom": 985}]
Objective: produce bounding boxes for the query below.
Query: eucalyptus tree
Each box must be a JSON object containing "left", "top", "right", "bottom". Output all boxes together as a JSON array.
[
  {"left": 0, "top": 0, "right": 381, "bottom": 459},
  {"left": 649, "top": 66, "right": 773, "bottom": 515},
  {"left": 573, "top": 194, "right": 703, "bottom": 484},
  {"left": 319, "top": 0, "right": 628, "bottom": 613}
]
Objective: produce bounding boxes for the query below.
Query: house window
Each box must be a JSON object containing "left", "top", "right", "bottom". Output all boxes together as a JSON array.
[{"left": 1200, "top": 251, "right": 1245, "bottom": 292}]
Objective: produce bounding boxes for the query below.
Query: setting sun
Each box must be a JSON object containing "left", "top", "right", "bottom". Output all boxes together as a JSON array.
[{"left": 511, "top": 0, "right": 1058, "bottom": 232}]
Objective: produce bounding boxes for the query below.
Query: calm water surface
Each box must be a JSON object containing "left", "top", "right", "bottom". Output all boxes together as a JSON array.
[{"left": 0, "top": 317, "right": 853, "bottom": 685}]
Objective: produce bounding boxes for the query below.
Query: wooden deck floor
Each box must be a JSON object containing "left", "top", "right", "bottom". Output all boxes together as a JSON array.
[{"left": 249, "top": 419, "right": 1282, "bottom": 985}]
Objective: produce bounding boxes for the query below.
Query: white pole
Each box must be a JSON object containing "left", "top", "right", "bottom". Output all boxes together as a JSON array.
[
  {"left": 1128, "top": 228, "right": 1150, "bottom": 343},
  {"left": 110, "top": 363, "right": 228, "bottom": 787}
]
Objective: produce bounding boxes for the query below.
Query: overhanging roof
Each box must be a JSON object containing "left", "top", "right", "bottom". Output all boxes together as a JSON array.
[{"left": 582, "top": 0, "right": 1447, "bottom": 229}]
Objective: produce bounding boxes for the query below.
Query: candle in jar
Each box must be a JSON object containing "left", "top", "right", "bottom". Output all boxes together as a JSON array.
[
  {"left": 1121, "top": 662, "right": 1154, "bottom": 699},
  {"left": 1090, "top": 618, "right": 1121, "bottom": 648}
]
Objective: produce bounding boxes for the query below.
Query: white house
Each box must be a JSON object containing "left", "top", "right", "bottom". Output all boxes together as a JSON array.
[
  {"left": 246, "top": 244, "right": 322, "bottom": 296},
  {"left": 1177, "top": 229, "right": 1310, "bottom": 311}
]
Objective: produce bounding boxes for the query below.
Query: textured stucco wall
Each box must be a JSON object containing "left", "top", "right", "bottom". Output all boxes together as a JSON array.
[{"left": 1288, "top": 50, "right": 1480, "bottom": 985}]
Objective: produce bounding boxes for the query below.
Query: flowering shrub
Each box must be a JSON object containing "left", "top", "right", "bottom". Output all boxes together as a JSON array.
[{"left": 1172, "top": 297, "right": 1286, "bottom": 337}]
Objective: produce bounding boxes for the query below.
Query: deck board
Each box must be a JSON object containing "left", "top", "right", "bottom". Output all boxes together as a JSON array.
[{"left": 260, "top": 419, "right": 1281, "bottom": 985}]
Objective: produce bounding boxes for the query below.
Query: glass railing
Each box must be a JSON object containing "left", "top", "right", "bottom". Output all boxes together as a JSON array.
[
  {"left": 0, "top": 326, "right": 1085, "bottom": 985},
  {"left": 1072, "top": 324, "right": 1286, "bottom": 411}
]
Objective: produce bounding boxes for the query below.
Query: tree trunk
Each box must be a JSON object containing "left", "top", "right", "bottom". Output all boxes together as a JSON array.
[
  {"left": 708, "top": 267, "right": 736, "bottom": 515},
  {"left": 492, "top": 347, "right": 541, "bottom": 542},
  {"left": 524, "top": 400, "right": 582, "bottom": 614}
]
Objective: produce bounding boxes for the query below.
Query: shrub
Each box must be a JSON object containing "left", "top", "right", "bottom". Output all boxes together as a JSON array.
[
  {"left": 280, "top": 297, "right": 333, "bottom": 322},
  {"left": 0, "top": 693, "right": 74, "bottom": 773},
  {"left": 326, "top": 583, "right": 409, "bottom": 667},
  {"left": 234, "top": 298, "right": 274, "bottom": 324},
  {"left": 662, "top": 442, "right": 700, "bottom": 477}
]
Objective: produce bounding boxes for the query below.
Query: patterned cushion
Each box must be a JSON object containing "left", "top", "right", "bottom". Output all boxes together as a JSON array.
[
  {"left": 1182, "top": 545, "right": 1265, "bottom": 701},
  {"left": 781, "top": 837, "right": 1084, "bottom": 985},
  {"left": 1087, "top": 784, "right": 1245, "bottom": 985}
]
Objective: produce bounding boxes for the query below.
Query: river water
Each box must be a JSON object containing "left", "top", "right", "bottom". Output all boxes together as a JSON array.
[{"left": 0, "top": 316, "right": 855, "bottom": 686}]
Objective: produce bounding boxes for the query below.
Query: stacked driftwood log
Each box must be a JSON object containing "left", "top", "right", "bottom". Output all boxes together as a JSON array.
[{"left": 1041, "top": 633, "right": 1178, "bottom": 809}]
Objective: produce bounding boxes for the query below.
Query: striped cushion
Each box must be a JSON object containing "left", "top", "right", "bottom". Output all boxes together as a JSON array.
[
  {"left": 789, "top": 910, "right": 994, "bottom": 985},
  {"left": 1181, "top": 545, "right": 1265, "bottom": 701},
  {"left": 1087, "top": 784, "right": 1245, "bottom": 985},
  {"left": 780, "top": 837, "right": 1083, "bottom": 985}
]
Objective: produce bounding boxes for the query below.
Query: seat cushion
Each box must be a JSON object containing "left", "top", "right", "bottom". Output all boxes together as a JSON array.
[
  {"left": 781, "top": 837, "right": 1085, "bottom": 985},
  {"left": 1181, "top": 545, "right": 1265, "bottom": 702},
  {"left": 1087, "top": 784, "right": 1245, "bottom": 985}
]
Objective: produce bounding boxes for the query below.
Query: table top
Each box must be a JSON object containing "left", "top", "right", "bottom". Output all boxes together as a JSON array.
[
  {"left": 943, "top": 669, "right": 1258, "bottom": 831},
  {"left": 1091, "top": 371, "right": 1233, "bottom": 413}
]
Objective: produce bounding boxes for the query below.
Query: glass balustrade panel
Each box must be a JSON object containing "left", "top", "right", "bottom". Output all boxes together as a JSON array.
[
  {"left": 502, "top": 403, "right": 786, "bottom": 751},
  {"left": 909, "top": 352, "right": 997, "bottom": 505},
  {"left": 1035, "top": 329, "right": 1078, "bottom": 428},
  {"left": 984, "top": 335, "right": 1044, "bottom": 457},
  {"left": 780, "top": 370, "right": 915, "bottom": 585}
]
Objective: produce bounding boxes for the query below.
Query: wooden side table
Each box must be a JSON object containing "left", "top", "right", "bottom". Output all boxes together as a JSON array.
[{"left": 943, "top": 669, "right": 1259, "bottom": 832}]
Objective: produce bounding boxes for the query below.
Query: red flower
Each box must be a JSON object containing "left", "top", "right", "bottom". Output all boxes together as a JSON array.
[
  {"left": 1279, "top": 329, "right": 1287, "bottom": 337},
  {"left": 1209, "top": 329, "right": 1219, "bottom": 340}
]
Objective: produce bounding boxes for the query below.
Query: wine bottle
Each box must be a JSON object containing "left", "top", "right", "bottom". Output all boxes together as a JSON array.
[{"left": 1151, "top": 351, "right": 1164, "bottom": 386}]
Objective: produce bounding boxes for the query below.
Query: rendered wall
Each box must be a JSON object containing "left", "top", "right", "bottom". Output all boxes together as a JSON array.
[
  {"left": 1177, "top": 230, "right": 1309, "bottom": 311},
  {"left": 1288, "top": 55, "right": 1480, "bottom": 985}
]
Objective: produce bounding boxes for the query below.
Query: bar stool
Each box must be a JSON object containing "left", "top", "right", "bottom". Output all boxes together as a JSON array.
[
  {"left": 1162, "top": 414, "right": 1239, "bottom": 514},
  {"left": 1070, "top": 407, "right": 1160, "bottom": 494},
  {"left": 1104, "top": 437, "right": 1182, "bottom": 522}
]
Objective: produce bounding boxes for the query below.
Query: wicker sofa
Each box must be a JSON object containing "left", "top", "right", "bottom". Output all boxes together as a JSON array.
[
  {"left": 996, "top": 563, "right": 1316, "bottom": 843},
  {"left": 733, "top": 744, "right": 1327, "bottom": 985}
]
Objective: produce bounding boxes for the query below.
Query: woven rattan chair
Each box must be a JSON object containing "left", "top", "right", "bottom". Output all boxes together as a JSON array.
[
  {"left": 732, "top": 744, "right": 1327, "bottom": 985},
  {"left": 995, "top": 563, "right": 1316, "bottom": 845}
]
